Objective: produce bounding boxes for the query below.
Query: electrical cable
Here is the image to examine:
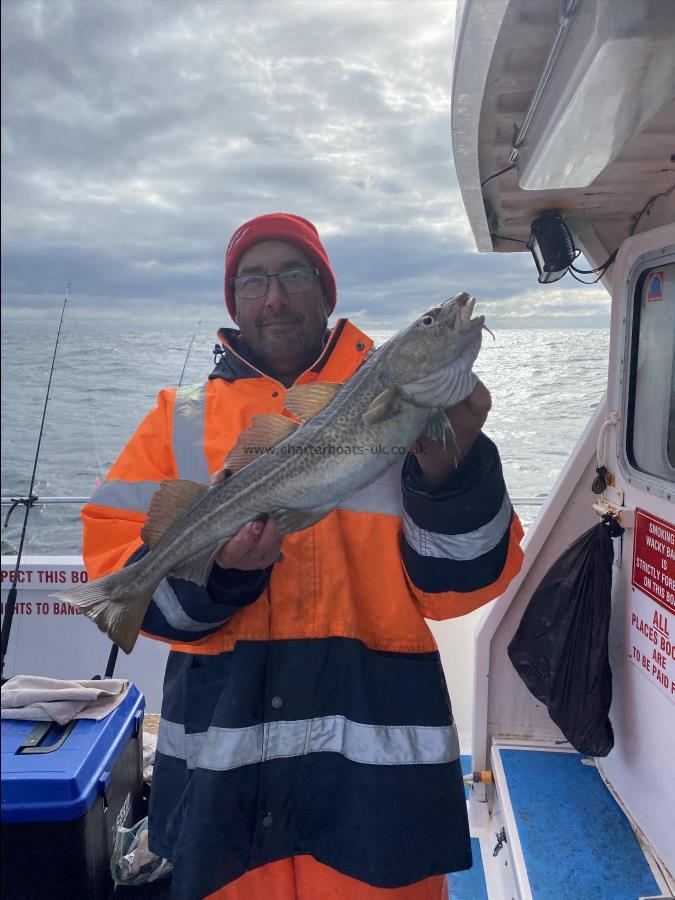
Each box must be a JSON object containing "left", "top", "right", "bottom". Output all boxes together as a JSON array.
[
  {"left": 568, "top": 248, "right": 617, "bottom": 283},
  {"left": 480, "top": 164, "right": 517, "bottom": 189},
  {"left": 568, "top": 268, "right": 607, "bottom": 285},
  {"left": 490, "top": 233, "right": 528, "bottom": 245},
  {"left": 629, "top": 181, "right": 675, "bottom": 236},
  {"left": 569, "top": 183, "right": 673, "bottom": 279},
  {"left": 556, "top": 215, "right": 615, "bottom": 277},
  {"left": 570, "top": 249, "right": 618, "bottom": 276}
]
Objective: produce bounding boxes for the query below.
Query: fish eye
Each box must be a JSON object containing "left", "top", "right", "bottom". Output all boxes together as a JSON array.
[{"left": 417, "top": 315, "right": 434, "bottom": 327}]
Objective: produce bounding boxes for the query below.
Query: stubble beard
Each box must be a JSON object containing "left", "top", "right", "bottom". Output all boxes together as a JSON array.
[
  {"left": 262, "top": 295, "right": 327, "bottom": 361},
  {"left": 237, "top": 292, "right": 330, "bottom": 377},
  {"left": 255, "top": 321, "right": 325, "bottom": 373},
  {"left": 259, "top": 327, "right": 306, "bottom": 356}
]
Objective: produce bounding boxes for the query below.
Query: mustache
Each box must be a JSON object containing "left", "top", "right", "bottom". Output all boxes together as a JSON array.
[{"left": 257, "top": 311, "right": 304, "bottom": 326}]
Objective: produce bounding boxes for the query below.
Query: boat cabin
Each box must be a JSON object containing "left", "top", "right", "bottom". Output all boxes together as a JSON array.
[{"left": 451, "top": 0, "right": 674, "bottom": 895}]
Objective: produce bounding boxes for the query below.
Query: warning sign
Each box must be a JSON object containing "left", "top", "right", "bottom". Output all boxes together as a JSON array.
[
  {"left": 630, "top": 509, "right": 675, "bottom": 702},
  {"left": 632, "top": 509, "right": 675, "bottom": 615}
]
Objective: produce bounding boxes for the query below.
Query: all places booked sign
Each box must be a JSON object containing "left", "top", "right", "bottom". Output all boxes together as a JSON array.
[{"left": 630, "top": 509, "right": 675, "bottom": 702}]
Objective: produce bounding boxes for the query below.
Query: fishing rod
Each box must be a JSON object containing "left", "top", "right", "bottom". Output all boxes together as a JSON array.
[
  {"left": 1, "top": 285, "right": 71, "bottom": 678},
  {"left": 178, "top": 320, "right": 202, "bottom": 387}
]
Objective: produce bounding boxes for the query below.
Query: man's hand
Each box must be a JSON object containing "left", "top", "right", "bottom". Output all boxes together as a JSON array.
[
  {"left": 412, "top": 379, "right": 492, "bottom": 490},
  {"left": 215, "top": 518, "right": 283, "bottom": 570},
  {"left": 210, "top": 469, "right": 283, "bottom": 570}
]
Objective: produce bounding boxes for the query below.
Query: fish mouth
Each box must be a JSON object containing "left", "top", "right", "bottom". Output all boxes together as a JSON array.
[{"left": 437, "top": 292, "right": 484, "bottom": 333}]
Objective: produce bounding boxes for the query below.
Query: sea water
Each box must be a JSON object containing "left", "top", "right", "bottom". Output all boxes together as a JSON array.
[{"left": 1, "top": 324, "right": 609, "bottom": 554}]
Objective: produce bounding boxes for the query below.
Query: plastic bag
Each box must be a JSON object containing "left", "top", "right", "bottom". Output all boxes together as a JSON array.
[
  {"left": 143, "top": 730, "right": 157, "bottom": 784},
  {"left": 507, "top": 517, "right": 622, "bottom": 757},
  {"left": 111, "top": 816, "right": 173, "bottom": 886}
]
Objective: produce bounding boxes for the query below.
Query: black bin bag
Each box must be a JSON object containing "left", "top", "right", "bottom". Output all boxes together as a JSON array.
[{"left": 507, "top": 516, "right": 623, "bottom": 757}]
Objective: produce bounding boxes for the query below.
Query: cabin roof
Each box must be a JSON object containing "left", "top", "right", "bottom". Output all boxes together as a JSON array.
[{"left": 451, "top": 0, "right": 675, "bottom": 265}]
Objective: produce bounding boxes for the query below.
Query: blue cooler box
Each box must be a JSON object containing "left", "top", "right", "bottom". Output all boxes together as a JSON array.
[{"left": 1, "top": 683, "right": 145, "bottom": 900}]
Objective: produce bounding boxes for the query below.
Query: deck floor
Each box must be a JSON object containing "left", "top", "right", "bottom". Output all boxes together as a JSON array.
[{"left": 499, "top": 748, "right": 662, "bottom": 900}]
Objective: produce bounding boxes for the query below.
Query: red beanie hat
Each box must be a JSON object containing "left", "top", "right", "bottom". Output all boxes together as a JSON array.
[{"left": 224, "top": 213, "right": 337, "bottom": 318}]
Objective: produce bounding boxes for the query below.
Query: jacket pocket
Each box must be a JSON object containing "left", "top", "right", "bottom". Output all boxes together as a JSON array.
[{"left": 182, "top": 654, "right": 227, "bottom": 734}]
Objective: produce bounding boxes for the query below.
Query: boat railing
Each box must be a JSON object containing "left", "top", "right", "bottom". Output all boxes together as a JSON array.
[{"left": 1, "top": 495, "right": 547, "bottom": 507}]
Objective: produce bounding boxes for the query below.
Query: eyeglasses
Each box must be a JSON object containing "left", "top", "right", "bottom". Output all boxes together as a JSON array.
[{"left": 231, "top": 266, "right": 319, "bottom": 300}]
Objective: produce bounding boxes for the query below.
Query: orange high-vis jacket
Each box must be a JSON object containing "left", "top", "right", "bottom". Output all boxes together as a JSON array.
[{"left": 82, "top": 320, "right": 523, "bottom": 899}]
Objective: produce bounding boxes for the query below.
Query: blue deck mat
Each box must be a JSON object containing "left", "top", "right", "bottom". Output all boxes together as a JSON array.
[
  {"left": 500, "top": 749, "right": 661, "bottom": 900},
  {"left": 447, "top": 837, "right": 487, "bottom": 900},
  {"left": 446, "top": 756, "right": 488, "bottom": 899}
]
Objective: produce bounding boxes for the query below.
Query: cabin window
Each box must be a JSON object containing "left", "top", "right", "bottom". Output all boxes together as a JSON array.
[{"left": 626, "top": 262, "right": 675, "bottom": 485}]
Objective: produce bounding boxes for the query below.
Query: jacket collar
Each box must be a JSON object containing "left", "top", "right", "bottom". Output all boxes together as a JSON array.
[
  {"left": 209, "top": 319, "right": 373, "bottom": 384},
  {"left": 209, "top": 328, "right": 261, "bottom": 382}
]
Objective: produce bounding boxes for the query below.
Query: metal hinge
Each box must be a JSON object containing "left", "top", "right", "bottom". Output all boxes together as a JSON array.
[{"left": 493, "top": 827, "right": 508, "bottom": 857}]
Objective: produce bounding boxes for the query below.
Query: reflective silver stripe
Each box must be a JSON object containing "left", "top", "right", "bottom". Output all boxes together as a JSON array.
[
  {"left": 152, "top": 579, "right": 233, "bottom": 632},
  {"left": 303, "top": 716, "right": 458, "bottom": 766},
  {"left": 189, "top": 723, "right": 264, "bottom": 771},
  {"left": 87, "top": 480, "right": 160, "bottom": 512},
  {"left": 157, "top": 718, "right": 187, "bottom": 759},
  {"left": 156, "top": 715, "right": 459, "bottom": 771},
  {"left": 338, "top": 459, "right": 403, "bottom": 518},
  {"left": 86, "top": 383, "right": 209, "bottom": 510},
  {"left": 173, "top": 383, "right": 210, "bottom": 484},
  {"left": 403, "top": 490, "right": 512, "bottom": 560}
]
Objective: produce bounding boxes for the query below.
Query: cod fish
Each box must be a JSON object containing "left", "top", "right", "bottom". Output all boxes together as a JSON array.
[{"left": 56, "top": 293, "right": 485, "bottom": 653}]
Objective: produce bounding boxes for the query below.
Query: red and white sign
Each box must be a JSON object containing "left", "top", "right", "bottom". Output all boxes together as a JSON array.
[
  {"left": 630, "top": 509, "right": 675, "bottom": 702},
  {"left": 632, "top": 509, "right": 675, "bottom": 615}
]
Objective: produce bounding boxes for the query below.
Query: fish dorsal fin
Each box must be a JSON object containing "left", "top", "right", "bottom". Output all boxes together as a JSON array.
[
  {"left": 224, "top": 413, "right": 298, "bottom": 474},
  {"left": 363, "top": 386, "right": 401, "bottom": 424},
  {"left": 140, "top": 479, "right": 209, "bottom": 550},
  {"left": 284, "top": 383, "right": 341, "bottom": 421}
]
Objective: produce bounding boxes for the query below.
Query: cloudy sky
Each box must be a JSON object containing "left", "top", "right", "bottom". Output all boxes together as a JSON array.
[{"left": 1, "top": 0, "right": 609, "bottom": 332}]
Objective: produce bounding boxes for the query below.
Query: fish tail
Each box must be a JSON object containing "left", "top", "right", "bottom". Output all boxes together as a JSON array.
[{"left": 52, "top": 569, "right": 155, "bottom": 655}]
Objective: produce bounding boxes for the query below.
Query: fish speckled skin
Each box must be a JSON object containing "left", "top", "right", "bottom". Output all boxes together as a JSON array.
[{"left": 55, "top": 293, "right": 484, "bottom": 652}]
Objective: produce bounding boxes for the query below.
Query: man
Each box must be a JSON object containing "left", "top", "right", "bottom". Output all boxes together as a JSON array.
[{"left": 82, "top": 213, "right": 523, "bottom": 899}]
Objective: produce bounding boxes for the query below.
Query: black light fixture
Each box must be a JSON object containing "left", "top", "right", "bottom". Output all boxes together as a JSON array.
[{"left": 527, "top": 212, "right": 577, "bottom": 283}]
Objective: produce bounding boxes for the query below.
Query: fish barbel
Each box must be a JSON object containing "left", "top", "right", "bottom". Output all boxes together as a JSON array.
[{"left": 55, "top": 293, "right": 485, "bottom": 652}]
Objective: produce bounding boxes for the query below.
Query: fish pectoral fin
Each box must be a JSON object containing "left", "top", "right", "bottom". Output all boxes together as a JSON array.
[
  {"left": 272, "top": 503, "right": 335, "bottom": 535},
  {"left": 363, "top": 386, "right": 401, "bottom": 424},
  {"left": 224, "top": 413, "right": 299, "bottom": 474},
  {"left": 424, "top": 410, "right": 459, "bottom": 453},
  {"left": 284, "top": 383, "right": 341, "bottom": 421},
  {"left": 141, "top": 480, "right": 210, "bottom": 550},
  {"left": 170, "top": 546, "right": 221, "bottom": 587}
]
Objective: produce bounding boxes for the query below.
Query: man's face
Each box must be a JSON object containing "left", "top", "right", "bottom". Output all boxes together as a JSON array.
[{"left": 233, "top": 240, "right": 329, "bottom": 377}]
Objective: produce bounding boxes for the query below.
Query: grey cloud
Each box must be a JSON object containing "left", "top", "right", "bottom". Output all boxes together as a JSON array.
[{"left": 1, "top": 0, "right": 608, "bottom": 332}]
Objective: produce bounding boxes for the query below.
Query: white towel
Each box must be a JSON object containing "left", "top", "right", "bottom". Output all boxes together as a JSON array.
[{"left": 1, "top": 675, "right": 130, "bottom": 725}]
